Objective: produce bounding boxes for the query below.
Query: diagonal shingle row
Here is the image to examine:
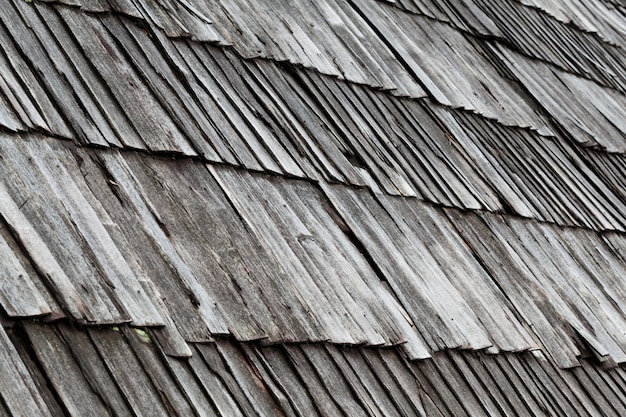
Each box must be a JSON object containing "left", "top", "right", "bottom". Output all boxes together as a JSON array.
[
  {"left": 2, "top": 132, "right": 626, "bottom": 367},
  {"left": 2, "top": 1, "right": 626, "bottom": 233},
  {"left": 2, "top": 320, "right": 626, "bottom": 417},
  {"left": 2, "top": 0, "right": 626, "bottom": 414},
  {"left": 513, "top": 0, "right": 626, "bottom": 47},
  {"left": 26, "top": 0, "right": 626, "bottom": 150},
  {"left": 380, "top": 0, "right": 626, "bottom": 95}
]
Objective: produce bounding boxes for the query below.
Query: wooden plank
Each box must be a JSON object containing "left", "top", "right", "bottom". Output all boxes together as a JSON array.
[
  {"left": 294, "top": 70, "right": 370, "bottom": 180},
  {"left": 363, "top": 193, "right": 493, "bottom": 349},
  {"left": 59, "top": 7, "right": 189, "bottom": 153},
  {"left": 88, "top": 327, "right": 172, "bottom": 417},
  {"left": 0, "top": 96, "right": 24, "bottom": 132},
  {"left": 323, "top": 0, "right": 401, "bottom": 89},
  {"left": 134, "top": 0, "right": 221, "bottom": 42},
  {"left": 327, "top": 346, "right": 398, "bottom": 417},
  {"left": 224, "top": 59, "right": 325, "bottom": 179},
  {"left": 528, "top": 224, "right": 626, "bottom": 363},
  {"left": 322, "top": 80, "right": 407, "bottom": 195},
  {"left": 512, "top": 350, "right": 577, "bottom": 416},
  {"left": 428, "top": 104, "right": 530, "bottom": 214},
  {"left": 142, "top": 282, "right": 193, "bottom": 357},
  {"left": 101, "top": 16, "right": 207, "bottom": 155},
  {"left": 182, "top": 355, "right": 247, "bottom": 417},
  {"left": 531, "top": 139, "right": 618, "bottom": 230},
  {"left": 98, "top": 152, "right": 229, "bottom": 334},
  {"left": 254, "top": 344, "right": 326, "bottom": 416},
  {"left": 370, "top": 94, "right": 484, "bottom": 206},
  {"left": 195, "top": 342, "right": 270, "bottom": 417},
  {"left": 219, "top": 50, "right": 320, "bottom": 178},
  {"left": 0, "top": 22, "right": 46, "bottom": 132},
  {"left": 214, "top": 340, "right": 286, "bottom": 417},
  {"left": 261, "top": 194, "right": 371, "bottom": 342},
  {"left": 358, "top": 348, "right": 428, "bottom": 417},
  {"left": 332, "top": 0, "right": 426, "bottom": 97},
  {"left": 0, "top": 223, "right": 52, "bottom": 318},
  {"left": 375, "top": 195, "right": 497, "bottom": 351},
  {"left": 122, "top": 327, "right": 196, "bottom": 416},
  {"left": 320, "top": 183, "right": 442, "bottom": 350},
  {"left": 575, "top": 359, "right": 626, "bottom": 416},
  {"left": 164, "top": 353, "right": 224, "bottom": 416},
  {"left": 527, "top": 352, "right": 594, "bottom": 417},
  {"left": 286, "top": 181, "right": 408, "bottom": 345},
  {"left": 256, "top": 178, "right": 376, "bottom": 345},
  {"left": 22, "top": 323, "right": 114, "bottom": 416},
  {"left": 178, "top": 41, "right": 274, "bottom": 171},
  {"left": 415, "top": 204, "right": 535, "bottom": 351},
  {"left": 458, "top": 352, "right": 520, "bottom": 417},
  {"left": 79, "top": 0, "right": 110, "bottom": 11},
  {"left": 54, "top": 323, "right": 134, "bottom": 416},
  {"left": 12, "top": 1, "right": 112, "bottom": 146},
  {"left": 520, "top": 354, "right": 584, "bottom": 417},
  {"left": 338, "top": 83, "right": 417, "bottom": 196},
  {"left": 210, "top": 166, "right": 351, "bottom": 344},
  {"left": 0, "top": 1, "right": 72, "bottom": 138},
  {"left": 445, "top": 351, "right": 508, "bottom": 417},
  {"left": 229, "top": 60, "right": 312, "bottom": 178},
  {"left": 132, "top": 159, "right": 275, "bottom": 342},
  {"left": 444, "top": 209, "right": 580, "bottom": 367},
  {"left": 0, "top": 180, "right": 91, "bottom": 322},
  {"left": 554, "top": 139, "right": 626, "bottom": 230},
  {"left": 107, "top": 0, "right": 142, "bottom": 17},
  {"left": 428, "top": 353, "right": 490, "bottom": 417},
  {"left": 236, "top": 345, "right": 299, "bottom": 417},
  {"left": 168, "top": 166, "right": 303, "bottom": 342},
  {"left": 0, "top": 395, "right": 10, "bottom": 417},
  {"left": 470, "top": 353, "right": 545, "bottom": 416},
  {"left": 34, "top": 3, "right": 141, "bottom": 148},
  {"left": 198, "top": 43, "right": 287, "bottom": 172},
  {"left": 0, "top": 144, "right": 123, "bottom": 327},
  {"left": 298, "top": 344, "right": 370, "bottom": 417},
  {"left": 138, "top": 34, "right": 224, "bottom": 163},
  {"left": 410, "top": 358, "right": 469, "bottom": 417},
  {"left": 283, "top": 345, "right": 348, "bottom": 416},
  {"left": 31, "top": 140, "right": 166, "bottom": 326},
  {"left": 0, "top": 324, "right": 54, "bottom": 417},
  {"left": 73, "top": 150, "right": 212, "bottom": 341}
]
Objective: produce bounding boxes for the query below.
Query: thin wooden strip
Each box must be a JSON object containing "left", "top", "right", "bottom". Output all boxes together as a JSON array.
[
  {"left": 31, "top": 140, "right": 166, "bottom": 326},
  {"left": 22, "top": 323, "right": 114, "bottom": 416},
  {"left": 16, "top": 1, "right": 113, "bottom": 146},
  {"left": 163, "top": 353, "right": 224, "bottom": 416},
  {"left": 99, "top": 152, "right": 229, "bottom": 334},
  {"left": 214, "top": 340, "right": 286, "bottom": 417},
  {"left": 326, "top": 345, "right": 396, "bottom": 417},
  {"left": 122, "top": 327, "right": 196, "bottom": 415},
  {"left": 0, "top": 223, "right": 51, "bottom": 318},
  {"left": 34, "top": 3, "right": 141, "bottom": 148},
  {"left": 0, "top": 324, "right": 54, "bottom": 417},
  {"left": 278, "top": 344, "right": 343, "bottom": 415},
  {"left": 54, "top": 323, "right": 134, "bottom": 415},
  {"left": 88, "top": 327, "right": 172, "bottom": 417},
  {"left": 59, "top": 7, "right": 188, "bottom": 152},
  {"left": 0, "top": 181, "right": 89, "bottom": 321},
  {"left": 249, "top": 345, "right": 320, "bottom": 416},
  {"left": 1, "top": 1, "right": 72, "bottom": 137}
]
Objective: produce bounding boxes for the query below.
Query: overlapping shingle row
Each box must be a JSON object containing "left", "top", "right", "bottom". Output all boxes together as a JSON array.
[
  {"left": 2, "top": 0, "right": 626, "bottom": 415},
  {"left": 3, "top": 320, "right": 626, "bottom": 416}
]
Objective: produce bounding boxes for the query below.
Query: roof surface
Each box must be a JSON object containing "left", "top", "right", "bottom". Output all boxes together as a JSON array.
[{"left": 2, "top": 0, "right": 626, "bottom": 415}]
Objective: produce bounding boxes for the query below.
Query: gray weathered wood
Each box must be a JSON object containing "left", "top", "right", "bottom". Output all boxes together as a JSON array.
[{"left": 0, "top": 324, "right": 53, "bottom": 417}]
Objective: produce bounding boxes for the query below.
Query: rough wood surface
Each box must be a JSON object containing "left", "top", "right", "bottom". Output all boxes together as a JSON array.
[{"left": 1, "top": 0, "right": 626, "bottom": 414}]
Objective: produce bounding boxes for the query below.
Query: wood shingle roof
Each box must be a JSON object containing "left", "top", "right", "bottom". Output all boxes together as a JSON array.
[{"left": 2, "top": 0, "right": 626, "bottom": 415}]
